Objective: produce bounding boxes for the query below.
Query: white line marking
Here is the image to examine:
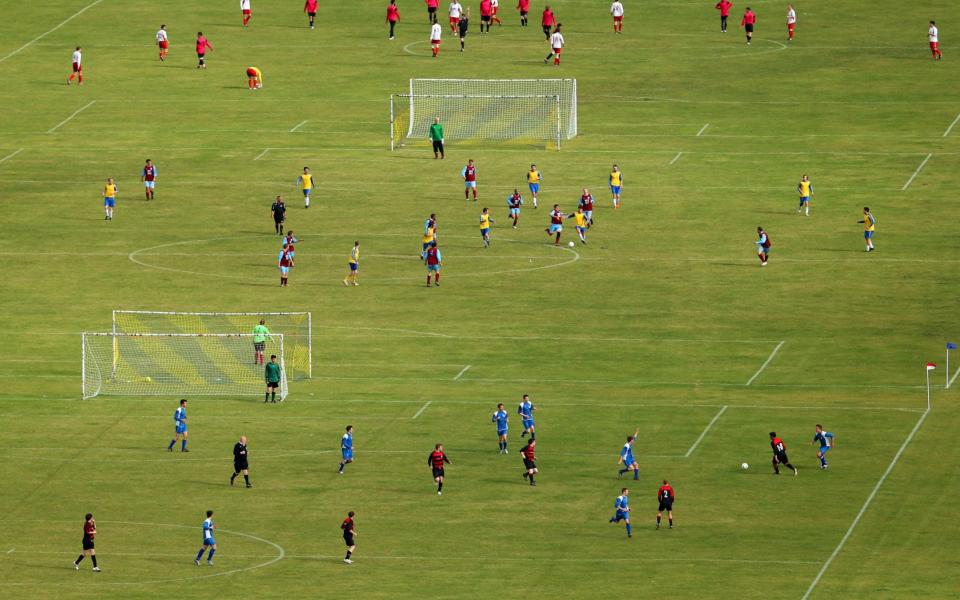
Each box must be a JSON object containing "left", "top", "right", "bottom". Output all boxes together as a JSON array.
[
  {"left": 0, "top": 148, "right": 24, "bottom": 164},
  {"left": 283, "top": 554, "right": 817, "bottom": 565},
  {"left": 943, "top": 113, "right": 960, "bottom": 137},
  {"left": 696, "top": 123, "right": 710, "bottom": 136},
  {"left": 453, "top": 365, "right": 471, "bottom": 380},
  {"left": 290, "top": 120, "right": 307, "bottom": 133},
  {"left": 948, "top": 365, "right": 960, "bottom": 388},
  {"left": 411, "top": 401, "right": 432, "bottom": 420},
  {"left": 669, "top": 151, "right": 682, "bottom": 165},
  {"left": 746, "top": 340, "right": 785, "bottom": 386},
  {"left": 901, "top": 153, "right": 932, "bottom": 191},
  {"left": 253, "top": 148, "right": 271, "bottom": 161},
  {"left": 684, "top": 405, "right": 728, "bottom": 457},
  {"left": 0, "top": 0, "right": 105, "bottom": 64},
  {"left": 5, "top": 548, "right": 12, "bottom": 554},
  {"left": 801, "top": 406, "right": 930, "bottom": 600},
  {"left": 47, "top": 100, "right": 95, "bottom": 133}
]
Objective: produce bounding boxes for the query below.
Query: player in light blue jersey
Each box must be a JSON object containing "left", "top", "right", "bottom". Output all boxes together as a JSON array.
[
  {"left": 491, "top": 403, "right": 509, "bottom": 454},
  {"left": 609, "top": 487, "right": 631, "bottom": 538},
  {"left": 195, "top": 510, "right": 216, "bottom": 566},
  {"left": 518, "top": 394, "right": 536, "bottom": 440},
  {"left": 167, "top": 399, "right": 189, "bottom": 452},
  {"left": 618, "top": 428, "right": 640, "bottom": 480},
  {"left": 339, "top": 425, "right": 354, "bottom": 474},
  {"left": 812, "top": 424, "right": 835, "bottom": 469}
]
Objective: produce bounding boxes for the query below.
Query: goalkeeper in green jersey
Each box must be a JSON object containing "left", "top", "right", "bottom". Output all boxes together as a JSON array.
[
  {"left": 265, "top": 355, "right": 282, "bottom": 403},
  {"left": 252, "top": 319, "right": 270, "bottom": 365}
]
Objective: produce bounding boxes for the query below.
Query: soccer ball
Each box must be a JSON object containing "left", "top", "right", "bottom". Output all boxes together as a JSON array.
[
  {"left": 740, "top": 462, "right": 749, "bottom": 470},
  {"left": 567, "top": 241, "right": 575, "bottom": 247}
]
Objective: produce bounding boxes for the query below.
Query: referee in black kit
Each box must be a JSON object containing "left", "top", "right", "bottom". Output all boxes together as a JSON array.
[{"left": 230, "top": 435, "right": 252, "bottom": 488}]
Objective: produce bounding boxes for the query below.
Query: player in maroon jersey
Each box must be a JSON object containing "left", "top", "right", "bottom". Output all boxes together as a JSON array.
[
  {"left": 770, "top": 431, "right": 798, "bottom": 475},
  {"left": 462, "top": 159, "right": 478, "bottom": 201},
  {"left": 427, "top": 443, "right": 451, "bottom": 494},
  {"left": 425, "top": 244, "right": 442, "bottom": 286},
  {"left": 341, "top": 511, "right": 357, "bottom": 563},
  {"left": 656, "top": 480, "right": 675, "bottom": 529},
  {"left": 141, "top": 159, "right": 157, "bottom": 200},
  {"left": 578, "top": 188, "right": 594, "bottom": 226},
  {"left": 544, "top": 204, "right": 565, "bottom": 245},
  {"left": 520, "top": 439, "right": 537, "bottom": 486},
  {"left": 74, "top": 513, "right": 100, "bottom": 571},
  {"left": 278, "top": 243, "right": 294, "bottom": 287}
]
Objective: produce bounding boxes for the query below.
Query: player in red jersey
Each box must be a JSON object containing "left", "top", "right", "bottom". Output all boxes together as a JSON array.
[
  {"left": 715, "top": 0, "right": 732, "bottom": 33},
  {"left": 278, "top": 243, "right": 294, "bottom": 287},
  {"left": 480, "top": 0, "right": 493, "bottom": 33},
  {"left": 516, "top": 0, "right": 529, "bottom": 26},
  {"left": 740, "top": 7, "right": 756, "bottom": 45},
  {"left": 341, "top": 511, "right": 357, "bottom": 564},
  {"left": 770, "top": 431, "right": 798, "bottom": 476},
  {"left": 68, "top": 47, "right": 83, "bottom": 85},
  {"left": 387, "top": 0, "right": 400, "bottom": 39},
  {"left": 427, "top": 443, "right": 451, "bottom": 494},
  {"left": 74, "top": 513, "right": 100, "bottom": 571},
  {"left": 426, "top": 0, "right": 439, "bottom": 24},
  {"left": 520, "top": 439, "right": 538, "bottom": 486},
  {"left": 141, "top": 159, "right": 157, "bottom": 200},
  {"left": 196, "top": 32, "right": 213, "bottom": 69},
  {"left": 656, "top": 480, "right": 675, "bottom": 529},
  {"left": 304, "top": 0, "right": 319, "bottom": 29},
  {"left": 246, "top": 67, "right": 263, "bottom": 89},
  {"left": 425, "top": 244, "right": 442, "bottom": 286},
  {"left": 241, "top": 0, "right": 252, "bottom": 27},
  {"left": 545, "top": 204, "right": 566, "bottom": 245},
  {"left": 541, "top": 5, "right": 556, "bottom": 40},
  {"left": 462, "top": 159, "right": 478, "bottom": 201},
  {"left": 491, "top": 0, "right": 502, "bottom": 26}
]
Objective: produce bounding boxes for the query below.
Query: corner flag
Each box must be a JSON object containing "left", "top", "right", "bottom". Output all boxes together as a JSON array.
[
  {"left": 926, "top": 362, "right": 937, "bottom": 371},
  {"left": 948, "top": 342, "right": 958, "bottom": 350}
]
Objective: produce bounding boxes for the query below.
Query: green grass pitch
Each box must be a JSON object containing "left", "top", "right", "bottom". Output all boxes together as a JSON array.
[{"left": 1, "top": 0, "right": 959, "bottom": 598}]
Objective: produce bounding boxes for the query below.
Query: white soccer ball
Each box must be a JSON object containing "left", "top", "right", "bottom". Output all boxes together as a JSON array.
[
  {"left": 567, "top": 241, "right": 575, "bottom": 247},
  {"left": 740, "top": 462, "right": 749, "bottom": 470}
]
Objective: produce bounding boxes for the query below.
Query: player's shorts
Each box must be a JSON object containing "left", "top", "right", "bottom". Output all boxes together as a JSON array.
[
  {"left": 523, "top": 458, "right": 537, "bottom": 470},
  {"left": 267, "top": 381, "right": 279, "bottom": 389},
  {"left": 931, "top": 42, "right": 939, "bottom": 51},
  {"left": 610, "top": 185, "right": 621, "bottom": 194},
  {"left": 761, "top": 245, "right": 771, "bottom": 253},
  {"left": 818, "top": 446, "right": 830, "bottom": 454},
  {"left": 343, "top": 532, "right": 355, "bottom": 546},
  {"left": 464, "top": 181, "right": 477, "bottom": 188},
  {"left": 658, "top": 501, "right": 673, "bottom": 512},
  {"left": 744, "top": 24, "right": 754, "bottom": 33},
  {"left": 864, "top": 230, "right": 874, "bottom": 239},
  {"left": 308, "top": 11, "right": 317, "bottom": 16},
  {"left": 197, "top": 52, "right": 206, "bottom": 59},
  {"left": 450, "top": 17, "right": 460, "bottom": 25},
  {"left": 176, "top": 423, "right": 187, "bottom": 434},
  {"left": 203, "top": 537, "right": 216, "bottom": 546},
  {"left": 509, "top": 208, "right": 520, "bottom": 216},
  {"left": 528, "top": 183, "right": 540, "bottom": 193},
  {"left": 614, "top": 16, "right": 623, "bottom": 22},
  {"left": 432, "top": 467, "right": 445, "bottom": 478},
  {"left": 481, "top": 15, "right": 491, "bottom": 22},
  {"left": 552, "top": 47, "right": 562, "bottom": 54},
  {"left": 549, "top": 224, "right": 562, "bottom": 233},
  {"left": 280, "top": 266, "right": 290, "bottom": 275},
  {"left": 520, "top": 10, "right": 528, "bottom": 16},
  {"left": 247, "top": 68, "right": 259, "bottom": 77},
  {"left": 159, "top": 41, "right": 169, "bottom": 49},
  {"left": 788, "top": 23, "right": 795, "bottom": 31},
  {"left": 522, "top": 419, "right": 534, "bottom": 430},
  {"left": 427, "top": 263, "right": 440, "bottom": 272},
  {"left": 234, "top": 460, "right": 248, "bottom": 471},
  {"left": 613, "top": 511, "right": 628, "bottom": 523},
  {"left": 799, "top": 196, "right": 810, "bottom": 203},
  {"left": 72, "top": 62, "right": 82, "bottom": 72},
  {"left": 144, "top": 180, "right": 155, "bottom": 189},
  {"left": 342, "top": 450, "right": 353, "bottom": 460},
  {"left": 349, "top": 262, "right": 358, "bottom": 272},
  {"left": 492, "top": 7, "right": 499, "bottom": 15},
  {"left": 773, "top": 452, "right": 789, "bottom": 464},
  {"left": 480, "top": 228, "right": 489, "bottom": 237},
  {"left": 243, "top": 9, "right": 251, "bottom": 15},
  {"left": 497, "top": 429, "right": 507, "bottom": 437},
  {"left": 82, "top": 536, "right": 95, "bottom": 550},
  {"left": 427, "top": 6, "right": 437, "bottom": 14},
  {"left": 302, "top": 188, "right": 311, "bottom": 197},
  {"left": 103, "top": 197, "right": 115, "bottom": 207},
  {"left": 576, "top": 226, "right": 586, "bottom": 234}
]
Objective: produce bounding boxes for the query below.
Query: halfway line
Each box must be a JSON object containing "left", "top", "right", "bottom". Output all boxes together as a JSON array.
[
  {"left": 453, "top": 365, "right": 471, "bottom": 380},
  {"left": 47, "top": 100, "right": 96, "bottom": 134},
  {"left": 290, "top": 120, "right": 308, "bottom": 133},
  {"left": 901, "top": 153, "right": 932, "bottom": 191},
  {"left": 696, "top": 123, "right": 710, "bottom": 136},
  {"left": 0, "top": 148, "right": 24, "bottom": 164},
  {"left": 411, "top": 401, "right": 432, "bottom": 420},
  {"left": 669, "top": 152, "right": 682, "bottom": 165},
  {"left": 801, "top": 406, "right": 931, "bottom": 600},
  {"left": 943, "top": 113, "right": 960, "bottom": 137},
  {"left": 746, "top": 340, "right": 785, "bottom": 385},
  {"left": 253, "top": 148, "right": 271, "bottom": 161},
  {"left": 0, "top": 0, "right": 104, "bottom": 64},
  {"left": 684, "top": 405, "right": 728, "bottom": 457}
]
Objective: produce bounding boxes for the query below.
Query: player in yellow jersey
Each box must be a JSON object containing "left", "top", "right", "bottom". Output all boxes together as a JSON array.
[
  {"left": 796, "top": 174, "right": 813, "bottom": 216},
  {"left": 102, "top": 177, "right": 118, "bottom": 220},
  {"left": 568, "top": 207, "right": 589, "bottom": 244},
  {"left": 343, "top": 241, "right": 361, "bottom": 286},
  {"left": 609, "top": 165, "right": 623, "bottom": 209},
  {"left": 526, "top": 164, "right": 542, "bottom": 208},
  {"left": 246, "top": 66, "right": 262, "bottom": 89},
  {"left": 297, "top": 167, "right": 314, "bottom": 208},
  {"left": 422, "top": 213, "right": 438, "bottom": 260},
  {"left": 479, "top": 207, "right": 495, "bottom": 248},
  {"left": 857, "top": 207, "right": 875, "bottom": 252}
]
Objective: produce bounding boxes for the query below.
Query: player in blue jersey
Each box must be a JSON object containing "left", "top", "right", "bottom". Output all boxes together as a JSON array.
[
  {"left": 339, "top": 425, "right": 354, "bottom": 474},
  {"left": 609, "top": 487, "right": 631, "bottom": 538},
  {"left": 618, "top": 428, "right": 640, "bottom": 480},
  {"left": 167, "top": 399, "right": 189, "bottom": 452},
  {"left": 518, "top": 394, "right": 536, "bottom": 440},
  {"left": 812, "top": 424, "right": 835, "bottom": 469},
  {"left": 195, "top": 510, "right": 216, "bottom": 566},
  {"left": 491, "top": 403, "right": 509, "bottom": 454}
]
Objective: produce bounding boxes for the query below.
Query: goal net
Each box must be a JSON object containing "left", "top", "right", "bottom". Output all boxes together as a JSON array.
[
  {"left": 391, "top": 79, "right": 577, "bottom": 150},
  {"left": 112, "top": 310, "right": 311, "bottom": 379},
  {"left": 82, "top": 333, "right": 288, "bottom": 400}
]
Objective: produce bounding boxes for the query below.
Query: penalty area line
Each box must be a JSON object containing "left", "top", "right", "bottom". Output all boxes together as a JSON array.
[
  {"left": 47, "top": 100, "right": 96, "bottom": 133},
  {"left": 901, "top": 153, "right": 932, "bottom": 191},
  {"left": 696, "top": 123, "right": 710, "bottom": 136},
  {"left": 0, "top": 148, "right": 25, "bottom": 164},
  {"left": 746, "top": 340, "right": 785, "bottom": 386},
  {"left": 0, "top": 0, "right": 105, "bottom": 64},
  {"left": 669, "top": 152, "right": 682, "bottom": 165},
  {"left": 453, "top": 364, "right": 471, "bottom": 380},
  {"left": 253, "top": 148, "right": 271, "bottom": 161},
  {"left": 411, "top": 401, "right": 432, "bottom": 420},
  {"left": 290, "top": 120, "right": 307, "bottom": 133},
  {"left": 943, "top": 113, "right": 960, "bottom": 137},
  {"left": 684, "top": 405, "right": 727, "bottom": 457}
]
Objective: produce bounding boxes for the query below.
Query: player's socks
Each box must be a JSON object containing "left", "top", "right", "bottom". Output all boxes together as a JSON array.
[
  {"left": 437, "top": 481, "right": 443, "bottom": 492},
  {"left": 633, "top": 470, "right": 639, "bottom": 480},
  {"left": 669, "top": 518, "right": 673, "bottom": 528},
  {"left": 529, "top": 474, "right": 535, "bottom": 485},
  {"left": 90, "top": 555, "right": 97, "bottom": 568},
  {"left": 618, "top": 468, "right": 628, "bottom": 477},
  {"left": 305, "top": 198, "right": 310, "bottom": 208},
  {"left": 345, "top": 551, "right": 352, "bottom": 560},
  {"left": 168, "top": 439, "right": 176, "bottom": 450},
  {"left": 181, "top": 439, "right": 187, "bottom": 451},
  {"left": 657, "top": 516, "right": 661, "bottom": 526},
  {"left": 339, "top": 462, "right": 345, "bottom": 473},
  {"left": 231, "top": 472, "right": 237, "bottom": 485},
  {"left": 271, "top": 391, "right": 276, "bottom": 402},
  {"left": 265, "top": 392, "right": 269, "bottom": 402},
  {"left": 208, "top": 549, "right": 215, "bottom": 560},
  {"left": 554, "top": 57, "right": 560, "bottom": 65},
  {"left": 244, "top": 475, "right": 250, "bottom": 485},
  {"left": 75, "top": 555, "right": 84, "bottom": 565},
  {"left": 626, "top": 523, "right": 632, "bottom": 537},
  {"left": 522, "top": 471, "right": 528, "bottom": 478}
]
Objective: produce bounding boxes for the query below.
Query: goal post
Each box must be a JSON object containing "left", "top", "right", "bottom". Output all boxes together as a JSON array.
[
  {"left": 112, "top": 310, "right": 311, "bottom": 379},
  {"left": 82, "top": 333, "right": 288, "bottom": 401},
  {"left": 390, "top": 79, "right": 577, "bottom": 150}
]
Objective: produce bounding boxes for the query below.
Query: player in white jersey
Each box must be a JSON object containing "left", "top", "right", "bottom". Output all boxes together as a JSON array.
[
  {"left": 610, "top": 1, "right": 624, "bottom": 34},
  {"left": 195, "top": 510, "right": 217, "bottom": 566},
  {"left": 156, "top": 25, "right": 169, "bottom": 61},
  {"left": 431, "top": 21, "right": 443, "bottom": 57},
  {"left": 68, "top": 47, "right": 83, "bottom": 85},
  {"left": 449, "top": 1, "right": 463, "bottom": 33},
  {"left": 929, "top": 21, "right": 942, "bottom": 60},
  {"left": 241, "top": 0, "right": 253, "bottom": 26},
  {"left": 490, "top": 0, "right": 502, "bottom": 25},
  {"left": 786, "top": 5, "right": 796, "bottom": 41},
  {"left": 545, "top": 25, "right": 565, "bottom": 66}
]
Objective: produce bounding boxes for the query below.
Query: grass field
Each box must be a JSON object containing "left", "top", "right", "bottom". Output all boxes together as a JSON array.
[{"left": 2, "top": 0, "right": 960, "bottom": 598}]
